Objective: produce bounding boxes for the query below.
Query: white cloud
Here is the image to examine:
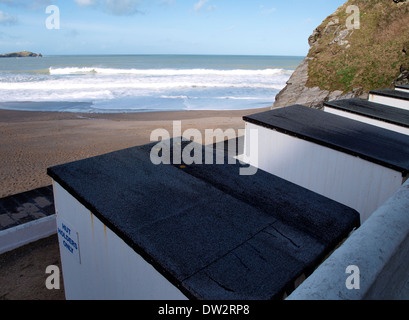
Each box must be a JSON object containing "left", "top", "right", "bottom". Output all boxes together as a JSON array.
[
  {"left": 0, "top": 10, "right": 17, "bottom": 25},
  {"left": 74, "top": 0, "right": 98, "bottom": 6},
  {"left": 158, "top": 0, "right": 175, "bottom": 5},
  {"left": 65, "top": 29, "right": 80, "bottom": 37},
  {"left": 193, "top": 0, "right": 216, "bottom": 13},
  {"left": 194, "top": 0, "right": 209, "bottom": 12},
  {"left": 225, "top": 25, "right": 237, "bottom": 32},
  {"left": 72, "top": 0, "right": 144, "bottom": 16},
  {"left": 207, "top": 5, "right": 216, "bottom": 12},
  {"left": 0, "top": 0, "right": 52, "bottom": 10},
  {"left": 260, "top": 5, "right": 276, "bottom": 15},
  {"left": 105, "top": 0, "right": 144, "bottom": 15}
]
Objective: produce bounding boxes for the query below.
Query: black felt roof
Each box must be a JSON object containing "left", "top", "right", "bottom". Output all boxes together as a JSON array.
[
  {"left": 395, "top": 84, "right": 409, "bottom": 91},
  {"left": 47, "top": 140, "right": 359, "bottom": 300},
  {"left": 243, "top": 104, "right": 409, "bottom": 175},
  {"left": 370, "top": 88, "right": 409, "bottom": 101},
  {"left": 324, "top": 98, "right": 409, "bottom": 128}
]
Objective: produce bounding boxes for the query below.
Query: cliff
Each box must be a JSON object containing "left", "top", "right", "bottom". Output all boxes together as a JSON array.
[
  {"left": 0, "top": 51, "right": 42, "bottom": 58},
  {"left": 274, "top": 0, "right": 409, "bottom": 109}
]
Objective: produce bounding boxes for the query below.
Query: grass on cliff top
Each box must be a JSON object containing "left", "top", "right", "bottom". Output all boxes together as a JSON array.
[{"left": 306, "top": 0, "right": 409, "bottom": 93}]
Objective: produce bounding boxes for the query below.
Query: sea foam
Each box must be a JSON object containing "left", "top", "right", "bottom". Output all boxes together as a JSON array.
[{"left": 0, "top": 55, "right": 298, "bottom": 112}]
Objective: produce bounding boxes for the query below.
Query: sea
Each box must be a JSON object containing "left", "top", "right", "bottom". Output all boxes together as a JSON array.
[{"left": 0, "top": 54, "right": 302, "bottom": 113}]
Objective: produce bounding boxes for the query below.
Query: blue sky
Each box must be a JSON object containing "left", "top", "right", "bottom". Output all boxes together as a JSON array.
[{"left": 0, "top": 0, "right": 345, "bottom": 56}]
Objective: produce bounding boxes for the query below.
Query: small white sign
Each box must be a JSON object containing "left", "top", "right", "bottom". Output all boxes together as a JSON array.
[{"left": 57, "top": 218, "right": 81, "bottom": 264}]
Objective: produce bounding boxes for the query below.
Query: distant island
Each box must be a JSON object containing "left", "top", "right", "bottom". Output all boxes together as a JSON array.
[{"left": 0, "top": 51, "right": 42, "bottom": 58}]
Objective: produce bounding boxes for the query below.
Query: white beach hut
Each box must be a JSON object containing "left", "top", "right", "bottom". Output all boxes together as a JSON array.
[
  {"left": 48, "top": 141, "right": 359, "bottom": 300},
  {"left": 323, "top": 98, "right": 409, "bottom": 136},
  {"left": 243, "top": 105, "right": 409, "bottom": 223},
  {"left": 395, "top": 84, "right": 409, "bottom": 93},
  {"left": 369, "top": 89, "right": 409, "bottom": 110}
]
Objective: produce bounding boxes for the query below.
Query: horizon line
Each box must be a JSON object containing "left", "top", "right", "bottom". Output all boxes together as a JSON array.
[{"left": 29, "top": 53, "right": 307, "bottom": 58}]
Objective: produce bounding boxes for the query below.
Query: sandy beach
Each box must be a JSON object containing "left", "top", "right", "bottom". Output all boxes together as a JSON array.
[
  {"left": 0, "top": 108, "right": 269, "bottom": 199},
  {"left": 0, "top": 107, "right": 269, "bottom": 300}
]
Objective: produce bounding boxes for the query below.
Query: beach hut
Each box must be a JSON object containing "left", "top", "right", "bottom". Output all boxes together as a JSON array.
[
  {"left": 369, "top": 89, "right": 409, "bottom": 110},
  {"left": 48, "top": 140, "right": 359, "bottom": 300},
  {"left": 243, "top": 105, "right": 409, "bottom": 223},
  {"left": 323, "top": 98, "right": 409, "bottom": 135},
  {"left": 395, "top": 84, "right": 409, "bottom": 93}
]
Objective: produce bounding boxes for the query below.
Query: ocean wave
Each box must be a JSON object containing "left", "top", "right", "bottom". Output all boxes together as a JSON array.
[
  {"left": 0, "top": 81, "right": 286, "bottom": 90},
  {"left": 159, "top": 95, "right": 270, "bottom": 100},
  {"left": 48, "top": 67, "right": 293, "bottom": 77},
  {"left": 0, "top": 55, "right": 299, "bottom": 112}
]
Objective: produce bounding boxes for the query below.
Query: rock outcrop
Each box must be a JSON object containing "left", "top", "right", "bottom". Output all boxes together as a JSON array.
[
  {"left": 274, "top": 0, "right": 409, "bottom": 109},
  {"left": 274, "top": 56, "right": 367, "bottom": 109},
  {"left": 393, "top": 65, "right": 409, "bottom": 86},
  {"left": 0, "top": 51, "right": 42, "bottom": 58}
]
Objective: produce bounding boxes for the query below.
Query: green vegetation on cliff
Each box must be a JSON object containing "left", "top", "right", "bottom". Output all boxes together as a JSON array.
[{"left": 307, "top": 0, "right": 409, "bottom": 93}]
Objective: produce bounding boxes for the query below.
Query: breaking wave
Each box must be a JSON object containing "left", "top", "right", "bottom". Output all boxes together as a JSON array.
[
  {"left": 0, "top": 55, "right": 299, "bottom": 112},
  {"left": 48, "top": 67, "right": 292, "bottom": 77}
]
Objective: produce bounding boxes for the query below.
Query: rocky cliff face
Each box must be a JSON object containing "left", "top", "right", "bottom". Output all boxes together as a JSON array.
[{"left": 274, "top": 0, "right": 409, "bottom": 109}]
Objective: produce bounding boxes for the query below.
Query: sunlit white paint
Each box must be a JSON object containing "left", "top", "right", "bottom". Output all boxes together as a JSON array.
[
  {"left": 324, "top": 106, "right": 409, "bottom": 136},
  {"left": 395, "top": 86, "right": 409, "bottom": 93},
  {"left": 245, "top": 122, "right": 405, "bottom": 223},
  {"left": 53, "top": 181, "right": 188, "bottom": 300},
  {"left": 369, "top": 93, "right": 409, "bottom": 110},
  {"left": 287, "top": 180, "right": 409, "bottom": 300}
]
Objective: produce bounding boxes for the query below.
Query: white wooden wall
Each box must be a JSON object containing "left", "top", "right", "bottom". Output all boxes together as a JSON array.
[
  {"left": 324, "top": 106, "right": 409, "bottom": 136},
  {"left": 245, "top": 123, "right": 404, "bottom": 223},
  {"left": 396, "top": 87, "right": 409, "bottom": 93},
  {"left": 53, "top": 181, "right": 188, "bottom": 300},
  {"left": 369, "top": 94, "right": 409, "bottom": 110}
]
